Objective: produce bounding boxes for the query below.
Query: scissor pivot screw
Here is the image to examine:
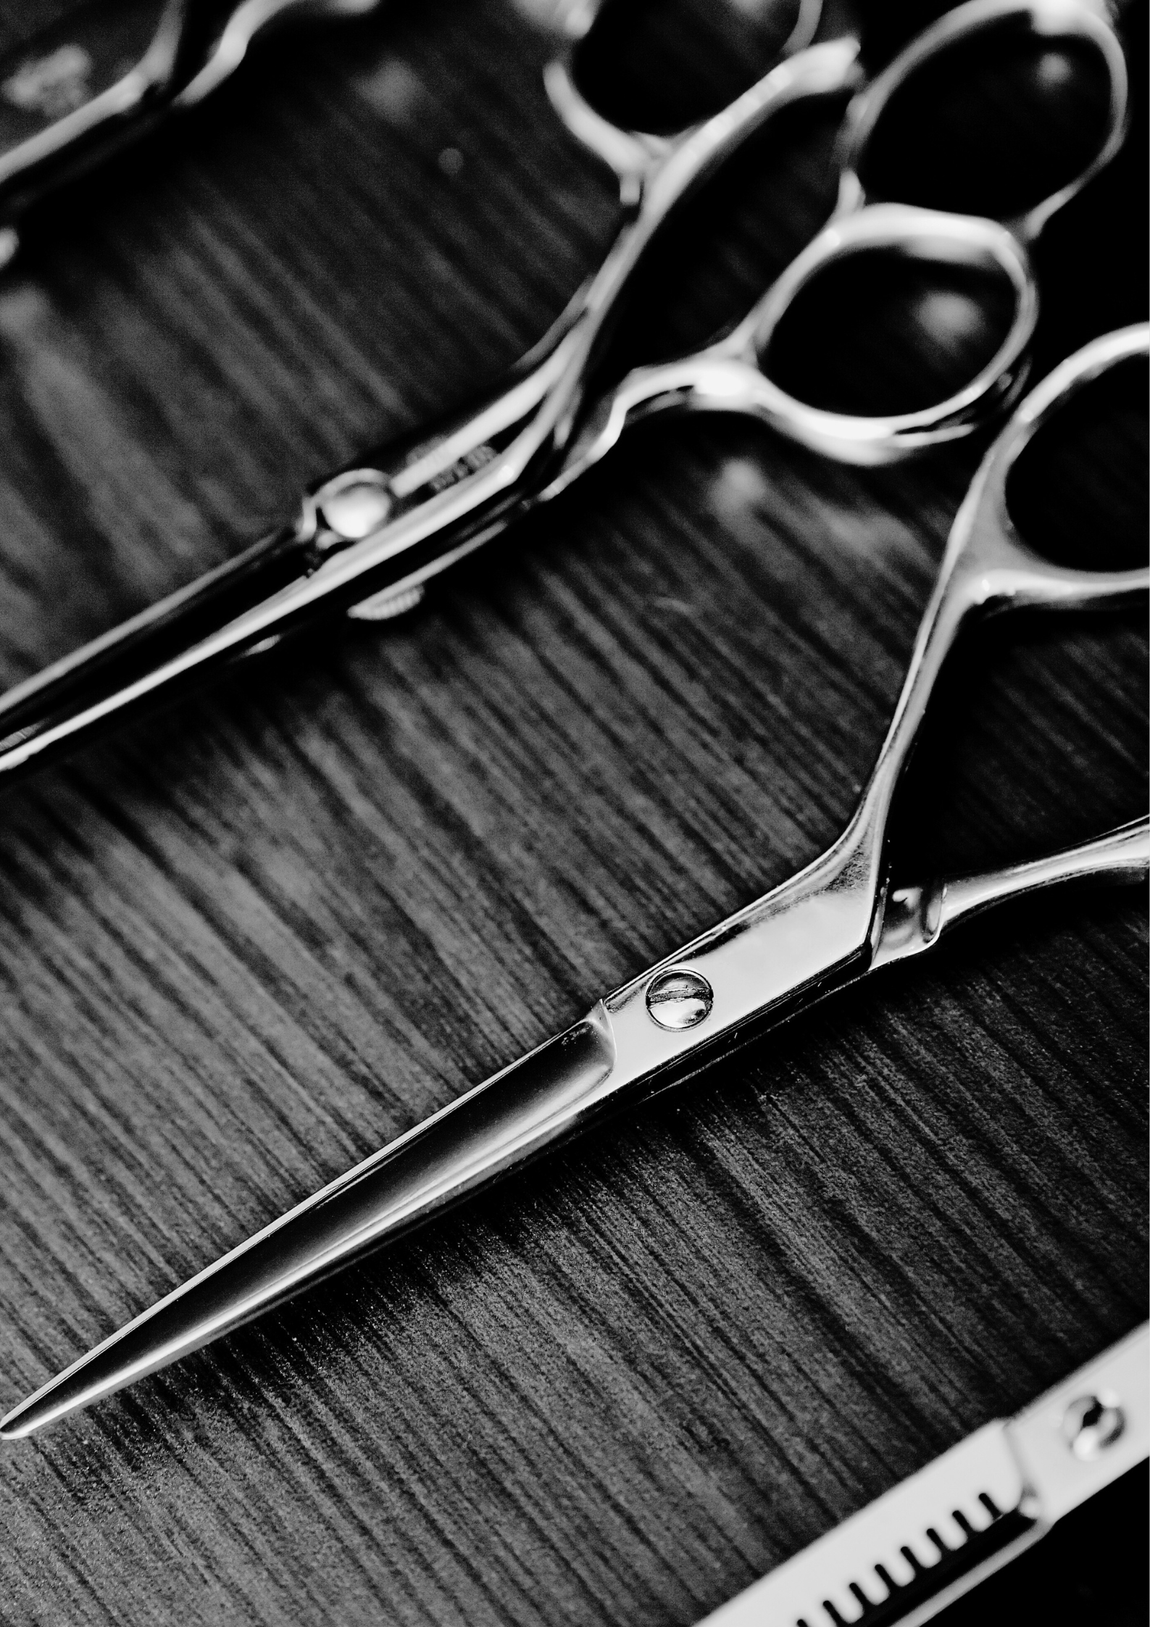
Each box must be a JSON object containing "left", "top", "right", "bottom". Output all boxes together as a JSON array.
[
  {"left": 315, "top": 470, "right": 393, "bottom": 542},
  {"left": 646, "top": 968, "right": 713, "bottom": 1030},
  {"left": 1062, "top": 1392, "right": 1125, "bottom": 1460}
]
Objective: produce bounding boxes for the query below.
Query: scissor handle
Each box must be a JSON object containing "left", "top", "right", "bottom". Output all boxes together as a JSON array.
[
  {"left": 941, "top": 321, "right": 1149, "bottom": 610},
  {"left": 666, "top": 325, "right": 1149, "bottom": 1037},
  {"left": 732, "top": 0, "right": 1129, "bottom": 463},
  {"left": 850, "top": 322, "right": 1148, "bottom": 880},
  {"left": 936, "top": 816, "right": 1150, "bottom": 936},
  {"left": 541, "top": 203, "right": 1032, "bottom": 484},
  {"left": 742, "top": 201, "right": 1039, "bottom": 464},
  {"left": 546, "top": 0, "right": 1130, "bottom": 470},
  {"left": 836, "top": 0, "right": 1128, "bottom": 240},
  {"left": 874, "top": 816, "right": 1150, "bottom": 968},
  {"left": 543, "top": 0, "right": 825, "bottom": 191}
]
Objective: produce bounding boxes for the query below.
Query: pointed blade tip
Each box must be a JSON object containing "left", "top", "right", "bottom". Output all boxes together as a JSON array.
[
  {"left": 1, "top": 1376, "right": 92, "bottom": 1440},
  {"left": 0, "top": 1398, "right": 42, "bottom": 1439}
]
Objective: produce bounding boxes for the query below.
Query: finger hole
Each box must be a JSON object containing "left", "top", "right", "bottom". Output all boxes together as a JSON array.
[
  {"left": 855, "top": 19, "right": 1119, "bottom": 220},
  {"left": 759, "top": 245, "right": 1019, "bottom": 417},
  {"left": 569, "top": 0, "right": 805, "bottom": 136},
  {"left": 584, "top": 95, "right": 843, "bottom": 388},
  {"left": 1006, "top": 354, "right": 1148, "bottom": 572}
]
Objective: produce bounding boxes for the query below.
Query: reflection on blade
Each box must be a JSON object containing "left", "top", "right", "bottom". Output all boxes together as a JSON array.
[
  {"left": 0, "top": 1011, "right": 618, "bottom": 1438},
  {"left": 3, "top": 817, "right": 1146, "bottom": 1437},
  {"left": 1, "top": 816, "right": 881, "bottom": 1437}
]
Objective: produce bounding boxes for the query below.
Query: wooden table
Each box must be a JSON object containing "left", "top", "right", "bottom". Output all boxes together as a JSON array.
[{"left": 0, "top": 3, "right": 1145, "bottom": 1621}]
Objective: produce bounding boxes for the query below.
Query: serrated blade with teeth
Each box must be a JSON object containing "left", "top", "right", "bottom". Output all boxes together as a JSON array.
[{"left": 699, "top": 1325, "right": 1148, "bottom": 1627}]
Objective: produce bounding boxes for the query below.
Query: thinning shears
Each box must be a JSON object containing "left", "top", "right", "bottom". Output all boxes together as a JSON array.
[
  {"left": 0, "top": 0, "right": 381, "bottom": 264},
  {"left": 699, "top": 1323, "right": 1149, "bottom": 1626},
  {"left": 0, "top": 0, "right": 1128, "bottom": 786},
  {"left": 4, "top": 322, "right": 1145, "bottom": 1437}
]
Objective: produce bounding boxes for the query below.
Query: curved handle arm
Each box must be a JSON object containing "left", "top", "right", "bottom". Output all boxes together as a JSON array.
[
  {"left": 873, "top": 818, "right": 1149, "bottom": 969},
  {"left": 935, "top": 818, "right": 1150, "bottom": 937},
  {"left": 845, "top": 325, "right": 1149, "bottom": 899}
]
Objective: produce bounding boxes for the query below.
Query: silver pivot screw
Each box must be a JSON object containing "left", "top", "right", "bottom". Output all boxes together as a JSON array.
[
  {"left": 645, "top": 968, "right": 714, "bottom": 1030},
  {"left": 1062, "top": 1392, "right": 1125, "bottom": 1460}
]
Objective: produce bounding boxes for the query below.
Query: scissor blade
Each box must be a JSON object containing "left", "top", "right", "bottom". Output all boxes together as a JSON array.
[
  {"left": 6, "top": 813, "right": 1145, "bottom": 1437},
  {"left": 1, "top": 830, "right": 876, "bottom": 1437},
  {"left": 0, "top": 1010, "right": 621, "bottom": 1438}
]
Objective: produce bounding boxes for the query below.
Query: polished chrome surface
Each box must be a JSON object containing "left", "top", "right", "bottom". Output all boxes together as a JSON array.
[
  {"left": 0, "top": 17, "right": 860, "bottom": 782},
  {"left": 1007, "top": 1323, "right": 1149, "bottom": 1526},
  {"left": 2, "top": 329, "right": 1145, "bottom": 1439},
  {"left": 566, "top": 0, "right": 1127, "bottom": 471},
  {"left": 695, "top": 1323, "right": 1148, "bottom": 1626},
  {"left": 542, "top": 0, "right": 824, "bottom": 195},
  {"left": 1, "top": 1013, "right": 620, "bottom": 1435},
  {"left": 313, "top": 468, "right": 395, "bottom": 541},
  {"left": 1062, "top": 1394, "right": 1126, "bottom": 1460},
  {"left": 742, "top": 0, "right": 1128, "bottom": 461},
  {"left": 740, "top": 202, "right": 1036, "bottom": 463},
  {"left": 872, "top": 818, "right": 1150, "bottom": 969},
  {"left": 0, "top": 0, "right": 1129, "bottom": 787},
  {"left": 345, "top": 582, "right": 426, "bottom": 621},
  {"left": 835, "top": 0, "right": 1126, "bottom": 241},
  {"left": 645, "top": 969, "right": 715, "bottom": 1030}
]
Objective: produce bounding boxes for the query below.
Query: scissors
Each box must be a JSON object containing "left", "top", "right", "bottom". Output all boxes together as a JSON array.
[
  {"left": 0, "top": 0, "right": 1128, "bottom": 788},
  {"left": 3, "top": 322, "right": 1145, "bottom": 1437},
  {"left": 0, "top": 0, "right": 381, "bottom": 264}
]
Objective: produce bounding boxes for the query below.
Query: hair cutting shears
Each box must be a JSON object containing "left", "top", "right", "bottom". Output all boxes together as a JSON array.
[
  {"left": 3, "top": 322, "right": 1145, "bottom": 1437},
  {"left": 0, "top": 0, "right": 381, "bottom": 264},
  {"left": 0, "top": 0, "right": 1129, "bottom": 788}
]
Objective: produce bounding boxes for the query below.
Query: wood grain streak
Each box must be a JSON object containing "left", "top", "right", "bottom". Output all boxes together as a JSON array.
[{"left": 0, "top": 1, "right": 1145, "bottom": 1623}]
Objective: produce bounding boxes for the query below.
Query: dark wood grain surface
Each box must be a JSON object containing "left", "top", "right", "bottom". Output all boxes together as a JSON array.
[{"left": 0, "top": 3, "right": 1145, "bottom": 1622}]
